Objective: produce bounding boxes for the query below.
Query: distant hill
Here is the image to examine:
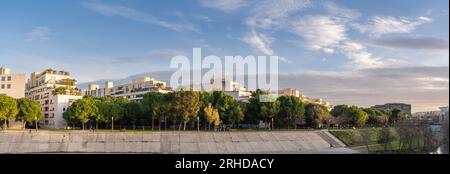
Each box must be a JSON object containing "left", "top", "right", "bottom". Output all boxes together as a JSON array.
[{"left": 77, "top": 70, "right": 176, "bottom": 89}]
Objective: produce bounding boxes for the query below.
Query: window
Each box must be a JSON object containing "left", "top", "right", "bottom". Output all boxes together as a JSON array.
[
  {"left": 6, "top": 84, "right": 11, "bottom": 89},
  {"left": 1, "top": 76, "right": 4, "bottom": 81},
  {"left": 1, "top": 84, "right": 4, "bottom": 89},
  {"left": 7, "top": 76, "right": 11, "bottom": 81}
]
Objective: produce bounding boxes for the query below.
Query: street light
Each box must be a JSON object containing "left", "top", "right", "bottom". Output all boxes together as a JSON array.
[
  {"left": 112, "top": 117, "right": 114, "bottom": 131},
  {"left": 34, "top": 116, "right": 38, "bottom": 132}
]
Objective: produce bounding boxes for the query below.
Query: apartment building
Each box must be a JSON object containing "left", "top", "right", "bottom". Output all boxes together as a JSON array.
[
  {"left": 185, "top": 79, "right": 252, "bottom": 102},
  {"left": 413, "top": 106, "right": 449, "bottom": 123},
  {"left": 0, "top": 67, "right": 25, "bottom": 98},
  {"left": 84, "top": 77, "right": 171, "bottom": 101},
  {"left": 371, "top": 103, "right": 412, "bottom": 117},
  {"left": 277, "top": 88, "right": 331, "bottom": 109},
  {"left": 26, "top": 69, "right": 82, "bottom": 129}
]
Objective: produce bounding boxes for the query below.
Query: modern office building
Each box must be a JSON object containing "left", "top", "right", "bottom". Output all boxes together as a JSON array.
[
  {"left": 371, "top": 103, "right": 412, "bottom": 117},
  {"left": 84, "top": 77, "right": 171, "bottom": 101},
  {"left": 0, "top": 67, "right": 25, "bottom": 98},
  {"left": 26, "top": 69, "right": 82, "bottom": 129}
]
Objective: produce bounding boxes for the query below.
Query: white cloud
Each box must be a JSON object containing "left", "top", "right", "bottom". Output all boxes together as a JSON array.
[
  {"left": 252, "top": 0, "right": 312, "bottom": 19},
  {"left": 353, "top": 16, "right": 433, "bottom": 37},
  {"left": 193, "top": 15, "right": 212, "bottom": 22},
  {"left": 291, "top": 15, "right": 347, "bottom": 53},
  {"left": 323, "top": 1, "right": 361, "bottom": 21},
  {"left": 290, "top": 15, "right": 404, "bottom": 69},
  {"left": 246, "top": 0, "right": 312, "bottom": 29},
  {"left": 198, "top": 0, "right": 247, "bottom": 12},
  {"left": 241, "top": 29, "right": 274, "bottom": 56},
  {"left": 278, "top": 66, "right": 449, "bottom": 112},
  {"left": 26, "top": 27, "right": 51, "bottom": 42},
  {"left": 338, "top": 41, "right": 386, "bottom": 69},
  {"left": 367, "top": 36, "right": 449, "bottom": 51},
  {"left": 82, "top": 2, "right": 199, "bottom": 33}
]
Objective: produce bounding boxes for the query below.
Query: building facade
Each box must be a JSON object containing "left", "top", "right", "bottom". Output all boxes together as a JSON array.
[
  {"left": 278, "top": 88, "right": 331, "bottom": 109},
  {"left": 185, "top": 79, "right": 252, "bottom": 102},
  {"left": 84, "top": 77, "right": 171, "bottom": 101},
  {"left": 26, "top": 69, "right": 82, "bottom": 129},
  {"left": 371, "top": 103, "right": 412, "bottom": 117},
  {"left": 0, "top": 67, "right": 25, "bottom": 98}
]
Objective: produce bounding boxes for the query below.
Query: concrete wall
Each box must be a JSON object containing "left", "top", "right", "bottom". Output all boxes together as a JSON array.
[{"left": 0, "top": 130, "right": 356, "bottom": 154}]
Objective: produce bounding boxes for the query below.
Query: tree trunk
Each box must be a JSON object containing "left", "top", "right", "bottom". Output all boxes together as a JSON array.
[
  {"left": 35, "top": 120, "right": 38, "bottom": 132},
  {"left": 82, "top": 122, "right": 85, "bottom": 130},
  {"left": 197, "top": 119, "right": 200, "bottom": 131},
  {"left": 164, "top": 116, "right": 167, "bottom": 130},
  {"left": 178, "top": 121, "right": 182, "bottom": 131},
  {"left": 96, "top": 121, "right": 99, "bottom": 130},
  {"left": 183, "top": 121, "right": 187, "bottom": 131},
  {"left": 159, "top": 118, "right": 161, "bottom": 131},
  {"left": 3, "top": 120, "right": 7, "bottom": 130},
  {"left": 151, "top": 115, "right": 154, "bottom": 130}
]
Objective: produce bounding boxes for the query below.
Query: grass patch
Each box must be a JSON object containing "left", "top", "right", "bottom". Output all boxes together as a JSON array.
[{"left": 329, "top": 128, "right": 397, "bottom": 147}]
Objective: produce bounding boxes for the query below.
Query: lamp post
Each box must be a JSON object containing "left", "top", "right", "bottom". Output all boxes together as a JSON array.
[
  {"left": 112, "top": 117, "right": 114, "bottom": 131},
  {"left": 34, "top": 116, "right": 38, "bottom": 132}
]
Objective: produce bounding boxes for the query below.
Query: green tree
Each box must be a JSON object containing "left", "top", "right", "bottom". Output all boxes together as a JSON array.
[
  {"left": 17, "top": 98, "right": 43, "bottom": 131},
  {"left": 246, "top": 89, "right": 280, "bottom": 129},
  {"left": 245, "top": 89, "right": 269, "bottom": 126},
  {"left": 125, "top": 101, "right": 145, "bottom": 130},
  {"left": 277, "top": 96, "right": 305, "bottom": 129},
  {"left": 204, "top": 104, "right": 220, "bottom": 130},
  {"left": 0, "top": 95, "right": 19, "bottom": 130},
  {"left": 97, "top": 97, "right": 124, "bottom": 130},
  {"left": 174, "top": 91, "right": 200, "bottom": 131},
  {"left": 211, "top": 91, "right": 236, "bottom": 123},
  {"left": 160, "top": 92, "right": 176, "bottom": 130},
  {"left": 348, "top": 106, "right": 369, "bottom": 127},
  {"left": 388, "top": 109, "right": 406, "bottom": 125},
  {"left": 63, "top": 96, "right": 98, "bottom": 130},
  {"left": 143, "top": 92, "right": 165, "bottom": 130},
  {"left": 364, "top": 108, "right": 388, "bottom": 127},
  {"left": 260, "top": 100, "right": 280, "bottom": 130},
  {"left": 305, "top": 103, "right": 331, "bottom": 128},
  {"left": 225, "top": 102, "right": 245, "bottom": 128},
  {"left": 331, "top": 105, "right": 369, "bottom": 127}
]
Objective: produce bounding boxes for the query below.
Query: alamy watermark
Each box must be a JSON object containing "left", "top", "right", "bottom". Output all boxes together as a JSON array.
[{"left": 169, "top": 48, "right": 279, "bottom": 100}]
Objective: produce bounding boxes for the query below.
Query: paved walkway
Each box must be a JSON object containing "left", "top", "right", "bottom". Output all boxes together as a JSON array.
[{"left": 0, "top": 130, "right": 358, "bottom": 154}]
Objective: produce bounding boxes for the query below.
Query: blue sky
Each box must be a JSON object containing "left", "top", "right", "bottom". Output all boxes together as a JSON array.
[{"left": 1, "top": 0, "right": 448, "bottom": 111}]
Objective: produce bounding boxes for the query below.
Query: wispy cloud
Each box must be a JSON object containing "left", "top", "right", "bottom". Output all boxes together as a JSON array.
[
  {"left": 323, "top": 1, "right": 360, "bottom": 21},
  {"left": 367, "top": 36, "right": 449, "bottom": 51},
  {"left": 290, "top": 15, "right": 391, "bottom": 69},
  {"left": 278, "top": 66, "right": 449, "bottom": 112},
  {"left": 198, "top": 0, "right": 247, "bottom": 12},
  {"left": 26, "top": 27, "right": 51, "bottom": 42},
  {"left": 353, "top": 16, "right": 433, "bottom": 37},
  {"left": 291, "top": 15, "right": 347, "bottom": 53},
  {"left": 82, "top": 2, "right": 199, "bottom": 33},
  {"left": 241, "top": 29, "right": 274, "bottom": 56}
]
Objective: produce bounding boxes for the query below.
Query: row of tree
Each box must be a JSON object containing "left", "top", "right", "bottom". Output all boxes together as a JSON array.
[
  {"left": 0, "top": 95, "right": 43, "bottom": 130},
  {"left": 0, "top": 89, "right": 407, "bottom": 131},
  {"left": 61, "top": 89, "right": 407, "bottom": 131}
]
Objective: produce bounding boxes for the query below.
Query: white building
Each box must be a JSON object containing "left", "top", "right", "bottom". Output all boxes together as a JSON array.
[
  {"left": 84, "top": 77, "right": 171, "bottom": 101},
  {"left": 182, "top": 79, "right": 252, "bottom": 102},
  {"left": 26, "top": 69, "right": 82, "bottom": 129},
  {"left": 278, "top": 88, "right": 331, "bottom": 109},
  {"left": 413, "top": 106, "right": 449, "bottom": 123},
  {"left": 49, "top": 95, "right": 82, "bottom": 129}
]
